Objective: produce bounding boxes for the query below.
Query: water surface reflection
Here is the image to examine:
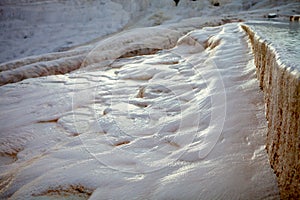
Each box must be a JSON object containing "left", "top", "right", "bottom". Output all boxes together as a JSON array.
[{"left": 247, "top": 21, "right": 300, "bottom": 70}]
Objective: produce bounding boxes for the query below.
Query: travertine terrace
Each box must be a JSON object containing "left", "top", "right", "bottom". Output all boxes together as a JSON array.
[{"left": 242, "top": 24, "right": 299, "bottom": 199}]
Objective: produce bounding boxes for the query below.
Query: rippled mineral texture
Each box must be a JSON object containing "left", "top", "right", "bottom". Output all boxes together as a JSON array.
[{"left": 242, "top": 25, "right": 300, "bottom": 199}]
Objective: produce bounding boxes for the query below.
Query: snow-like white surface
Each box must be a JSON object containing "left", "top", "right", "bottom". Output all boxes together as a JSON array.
[
  {"left": 1, "top": 0, "right": 299, "bottom": 199},
  {"left": 0, "top": 23, "right": 279, "bottom": 199},
  {"left": 0, "top": 0, "right": 129, "bottom": 63}
]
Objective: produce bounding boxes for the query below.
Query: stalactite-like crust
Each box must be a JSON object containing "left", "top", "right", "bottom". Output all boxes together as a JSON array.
[{"left": 242, "top": 25, "right": 300, "bottom": 199}]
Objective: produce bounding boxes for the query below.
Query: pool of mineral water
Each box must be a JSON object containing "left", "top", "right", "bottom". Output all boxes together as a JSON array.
[{"left": 246, "top": 21, "right": 300, "bottom": 71}]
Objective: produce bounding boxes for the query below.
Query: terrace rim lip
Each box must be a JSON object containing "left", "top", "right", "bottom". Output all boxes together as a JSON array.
[{"left": 268, "top": 13, "right": 277, "bottom": 18}]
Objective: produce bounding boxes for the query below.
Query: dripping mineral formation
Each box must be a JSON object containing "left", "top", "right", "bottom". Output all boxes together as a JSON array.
[{"left": 242, "top": 24, "right": 300, "bottom": 199}]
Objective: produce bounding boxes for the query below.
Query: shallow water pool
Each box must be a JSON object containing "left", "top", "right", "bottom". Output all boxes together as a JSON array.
[{"left": 246, "top": 21, "right": 300, "bottom": 71}]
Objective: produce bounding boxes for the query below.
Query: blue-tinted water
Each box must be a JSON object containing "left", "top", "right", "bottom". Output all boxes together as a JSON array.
[{"left": 246, "top": 21, "right": 300, "bottom": 71}]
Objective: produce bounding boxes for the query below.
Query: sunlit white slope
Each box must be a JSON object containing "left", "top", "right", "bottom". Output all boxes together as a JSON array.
[{"left": 0, "top": 22, "right": 279, "bottom": 199}]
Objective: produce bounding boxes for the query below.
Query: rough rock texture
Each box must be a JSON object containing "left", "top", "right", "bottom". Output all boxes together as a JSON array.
[{"left": 242, "top": 25, "right": 300, "bottom": 199}]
